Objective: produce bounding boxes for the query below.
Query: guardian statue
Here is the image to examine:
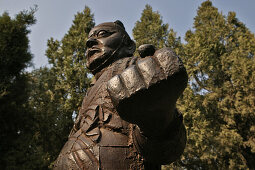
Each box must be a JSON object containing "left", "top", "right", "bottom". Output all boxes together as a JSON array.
[{"left": 54, "top": 20, "right": 188, "bottom": 170}]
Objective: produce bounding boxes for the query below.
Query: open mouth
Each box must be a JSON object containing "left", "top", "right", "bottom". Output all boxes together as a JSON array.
[{"left": 87, "top": 48, "right": 101, "bottom": 58}]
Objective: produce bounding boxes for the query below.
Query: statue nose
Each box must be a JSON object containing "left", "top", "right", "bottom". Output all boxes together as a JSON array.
[{"left": 86, "top": 38, "right": 98, "bottom": 48}]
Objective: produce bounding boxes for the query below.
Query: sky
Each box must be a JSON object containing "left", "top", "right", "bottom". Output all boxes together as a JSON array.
[{"left": 1, "top": 0, "right": 255, "bottom": 69}]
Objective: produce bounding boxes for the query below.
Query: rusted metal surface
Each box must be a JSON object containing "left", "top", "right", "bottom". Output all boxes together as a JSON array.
[{"left": 54, "top": 20, "right": 188, "bottom": 170}]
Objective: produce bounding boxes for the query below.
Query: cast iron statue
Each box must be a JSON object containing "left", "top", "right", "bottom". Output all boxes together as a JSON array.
[{"left": 54, "top": 20, "right": 188, "bottom": 170}]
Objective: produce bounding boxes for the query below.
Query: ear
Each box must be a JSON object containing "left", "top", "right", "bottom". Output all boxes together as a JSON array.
[{"left": 114, "top": 20, "right": 125, "bottom": 30}]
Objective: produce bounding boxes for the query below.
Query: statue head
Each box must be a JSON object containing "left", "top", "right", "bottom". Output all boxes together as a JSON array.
[{"left": 86, "top": 20, "right": 136, "bottom": 75}]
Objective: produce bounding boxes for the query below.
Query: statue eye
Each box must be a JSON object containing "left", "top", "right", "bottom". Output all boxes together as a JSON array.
[{"left": 97, "top": 30, "right": 108, "bottom": 37}]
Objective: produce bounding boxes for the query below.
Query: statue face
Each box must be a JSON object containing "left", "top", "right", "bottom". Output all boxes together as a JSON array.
[{"left": 86, "top": 24, "right": 124, "bottom": 73}]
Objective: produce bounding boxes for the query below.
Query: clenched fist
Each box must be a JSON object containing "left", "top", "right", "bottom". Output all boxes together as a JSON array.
[{"left": 107, "top": 47, "right": 188, "bottom": 136}]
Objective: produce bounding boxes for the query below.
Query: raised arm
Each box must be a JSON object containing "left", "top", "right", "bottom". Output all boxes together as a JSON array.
[{"left": 107, "top": 47, "right": 188, "bottom": 164}]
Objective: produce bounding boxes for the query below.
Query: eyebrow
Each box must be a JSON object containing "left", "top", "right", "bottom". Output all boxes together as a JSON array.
[
  {"left": 89, "top": 27, "right": 117, "bottom": 38},
  {"left": 88, "top": 31, "right": 97, "bottom": 38}
]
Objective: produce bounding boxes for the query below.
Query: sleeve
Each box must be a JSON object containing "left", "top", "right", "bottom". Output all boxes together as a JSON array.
[
  {"left": 132, "top": 109, "right": 186, "bottom": 165},
  {"left": 107, "top": 47, "right": 188, "bottom": 164}
]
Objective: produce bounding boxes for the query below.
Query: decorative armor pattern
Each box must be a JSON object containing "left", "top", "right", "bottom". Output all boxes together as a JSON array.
[{"left": 54, "top": 48, "right": 187, "bottom": 169}]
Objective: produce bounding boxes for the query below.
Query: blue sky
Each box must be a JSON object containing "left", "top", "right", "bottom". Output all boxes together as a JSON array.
[{"left": 1, "top": 0, "right": 255, "bottom": 69}]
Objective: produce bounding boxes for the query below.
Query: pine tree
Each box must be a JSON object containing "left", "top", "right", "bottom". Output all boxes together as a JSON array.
[
  {"left": 166, "top": 28, "right": 184, "bottom": 56},
  {"left": 46, "top": 6, "right": 94, "bottom": 113},
  {"left": 172, "top": 1, "right": 255, "bottom": 169},
  {"left": 34, "top": 7, "right": 95, "bottom": 166},
  {"left": 45, "top": 6, "right": 94, "bottom": 133},
  {"left": 0, "top": 9, "right": 37, "bottom": 169},
  {"left": 133, "top": 4, "right": 169, "bottom": 49},
  {"left": 28, "top": 67, "right": 72, "bottom": 168}
]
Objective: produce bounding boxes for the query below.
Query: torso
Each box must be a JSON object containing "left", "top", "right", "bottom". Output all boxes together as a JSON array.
[{"left": 54, "top": 57, "right": 145, "bottom": 170}]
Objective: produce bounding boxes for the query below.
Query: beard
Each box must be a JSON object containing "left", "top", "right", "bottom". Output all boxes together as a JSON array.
[{"left": 86, "top": 49, "right": 114, "bottom": 74}]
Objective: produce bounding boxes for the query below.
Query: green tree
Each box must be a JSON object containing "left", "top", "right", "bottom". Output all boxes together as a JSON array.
[
  {"left": 31, "top": 7, "right": 95, "bottom": 166},
  {"left": 133, "top": 4, "right": 169, "bottom": 49},
  {"left": 0, "top": 9, "right": 37, "bottom": 169},
  {"left": 172, "top": 1, "right": 255, "bottom": 169},
  {"left": 26, "top": 67, "right": 75, "bottom": 168},
  {"left": 133, "top": 4, "right": 184, "bottom": 57},
  {"left": 134, "top": 2, "right": 255, "bottom": 169},
  {"left": 166, "top": 28, "right": 184, "bottom": 56},
  {"left": 46, "top": 6, "right": 94, "bottom": 119}
]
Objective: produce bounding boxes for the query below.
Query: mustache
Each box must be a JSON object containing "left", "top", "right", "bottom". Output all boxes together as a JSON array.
[
  {"left": 86, "top": 47, "right": 101, "bottom": 57},
  {"left": 86, "top": 51, "right": 109, "bottom": 71}
]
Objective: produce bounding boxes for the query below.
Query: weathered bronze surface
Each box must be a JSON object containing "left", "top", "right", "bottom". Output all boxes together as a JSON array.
[{"left": 54, "top": 20, "right": 188, "bottom": 170}]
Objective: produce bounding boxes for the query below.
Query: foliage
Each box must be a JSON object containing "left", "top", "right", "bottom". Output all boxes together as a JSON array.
[
  {"left": 28, "top": 67, "right": 73, "bottom": 168},
  {"left": 30, "top": 6, "right": 94, "bottom": 167},
  {"left": 46, "top": 6, "right": 94, "bottom": 118},
  {"left": 134, "top": 2, "right": 255, "bottom": 169},
  {"left": 0, "top": 9, "right": 37, "bottom": 169},
  {"left": 0, "top": 6, "right": 94, "bottom": 169},
  {"left": 2, "top": 2, "right": 255, "bottom": 169},
  {"left": 132, "top": 4, "right": 183, "bottom": 56},
  {"left": 133, "top": 4, "right": 169, "bottom": 49},
  {"left": 174, "top": 1, "right": 255, "bottom": 169},
  {"left": 166, "top": 28, "right": 184, "bottom": 56}
]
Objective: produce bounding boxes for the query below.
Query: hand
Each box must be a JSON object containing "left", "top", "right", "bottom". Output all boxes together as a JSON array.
[{"left": 107, "top": 48, "right": 188, "bottom": 133}]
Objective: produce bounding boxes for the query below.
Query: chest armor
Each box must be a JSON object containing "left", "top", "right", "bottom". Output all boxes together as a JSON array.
[{"left": 54, "top": 57, "right": 145, "bottom": 170}]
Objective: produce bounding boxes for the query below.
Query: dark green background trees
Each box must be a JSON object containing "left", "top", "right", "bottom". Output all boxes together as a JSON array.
[
  {"left": 1, "top": 1, "right": 254, "bottom": 169},
  {"left": 0, "top": 6, "right": 95, "bottom": 169},
  {"left": 179, "top": 1, "right": 255, "bottom": 169},
  {"left": 0, "top": 9, "right": 38, "bottom": 169},
  {"left": 29, "top": 6, "right": 95, "bottom": 168},
  {"left": 133, "top": 2, "right": 255, "bottom": 169},
  {"left": 133, "top": 4, "right": 169, "bottom": 49},
  {"left": 46, "top": 6, "right": 94, "bottom": 115}
]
